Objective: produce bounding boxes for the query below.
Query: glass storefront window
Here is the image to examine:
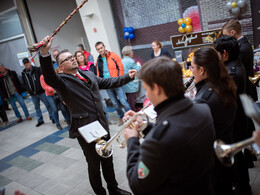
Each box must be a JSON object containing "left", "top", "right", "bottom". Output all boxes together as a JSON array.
[{"left": 0, "top": 9, "right": 23, "bottom": 40}]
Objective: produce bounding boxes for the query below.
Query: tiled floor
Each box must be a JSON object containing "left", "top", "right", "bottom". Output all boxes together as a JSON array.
[
  {"left": 0, "top": 98, "right": 131, "bottom": 195},
  {"left": 1, "top": 97, "right": 260, "bottom": 195}
]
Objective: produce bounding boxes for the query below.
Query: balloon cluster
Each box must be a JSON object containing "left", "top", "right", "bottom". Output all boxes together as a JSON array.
[
  {"left": 226, "top": 0, "right": 246, "bottom": 15},
  {"left": 123, "top": 27, "right": 135, "bottom": 40},
  {"left": 178, "top": 17, "right": 192, "bottom": 34}
]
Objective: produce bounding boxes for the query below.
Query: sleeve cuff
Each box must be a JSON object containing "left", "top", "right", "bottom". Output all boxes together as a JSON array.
[{"left": 40, "top": 53, "right": 51, "bottom": 58}]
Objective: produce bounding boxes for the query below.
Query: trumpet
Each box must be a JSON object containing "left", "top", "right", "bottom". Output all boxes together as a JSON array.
[
  {"left": 249, "top": 75, "right": 260, "bottom": 87},
  {"left": 214, "top": 137, "right": 255, "bottom": 167},
  {"left": 95, "top": 102, "right": 151, "bottom": 158},
  {"left": 184, "top": 76, "right": 195, "bottom": 93}
]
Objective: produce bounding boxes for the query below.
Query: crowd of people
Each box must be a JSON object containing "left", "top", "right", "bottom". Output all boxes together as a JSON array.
[{"left": 1, "top": 19, "right": 260, "bottom": 195}]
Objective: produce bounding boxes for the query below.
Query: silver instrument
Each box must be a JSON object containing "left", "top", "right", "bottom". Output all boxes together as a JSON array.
[
  {"left": 95, "top": 102, "right": 151, "bottom": 158},
  {"left": 214, "top": 138, "right": 255, "bottom": 167},
  {"left": 184, "top": 76, "right": 195, "bottom": 93},
  {"left": 214, "top": 94, "right": 260, "bottom": 167}
]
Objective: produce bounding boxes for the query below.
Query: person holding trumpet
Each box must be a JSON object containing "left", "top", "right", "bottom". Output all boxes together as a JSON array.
[
  {"left": 38, "top": 36, "right": 134, "bottom": 195},
  {"left": 124, "top": 56, "right": 216, "bottom": 194}
]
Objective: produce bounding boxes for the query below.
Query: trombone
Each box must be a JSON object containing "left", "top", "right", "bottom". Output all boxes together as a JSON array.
[{"left": 95, "top": 102, "right": 151, "bottom": 158}]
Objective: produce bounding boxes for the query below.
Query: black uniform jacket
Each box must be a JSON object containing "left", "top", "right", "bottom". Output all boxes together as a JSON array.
[
  {"left": 0, "top": 69, "right": 25, "bottom": 99},
  {"left": 238, "top": 36, "right": 257, "bottom": 101},
  {"left": 225, "top": 58, "right": 248, "bottom": 141},
  {"left": 194, "top": 80, "right": 237, "bottom": 186},
  {"left": 127, "top": 96, "right": 215, "bottom": 195},
  {"left": 21, "top": 66, "right": 45, "bottom": 95},
  {"left": 40, "top": 54, "right": 133, "bottom": 138}
]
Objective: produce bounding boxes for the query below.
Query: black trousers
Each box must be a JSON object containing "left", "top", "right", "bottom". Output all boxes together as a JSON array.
[
  {"left": 0, "top": 105, "right": 8, "bottom": 122},
  {"left": 77, "top": 136, "right": 118, "bottom": 195}
]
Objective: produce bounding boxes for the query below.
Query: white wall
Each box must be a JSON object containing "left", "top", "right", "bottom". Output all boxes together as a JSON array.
[
  {"left": 76, "top": 0, "right": 121, "bottom": 61},
  {"left": 25, "top": 0, "right": 89, "bottom": 61}
]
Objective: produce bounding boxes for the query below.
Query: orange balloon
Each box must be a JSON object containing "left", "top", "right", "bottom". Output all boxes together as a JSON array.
[
  {"left": 185, "top": 25, "right": 193, "bottom": 33},
  {"left": 179, "top": 26, "right": 186, "bottom": 33},
  {"left": 231, "top": 1, "right": 237, "bottom": 8},
  {"left": 178, "top": 18, "right": 184, "bottom": 26},
  {"left": 184, "top": 17, "right": 191, "bottom": 25}
]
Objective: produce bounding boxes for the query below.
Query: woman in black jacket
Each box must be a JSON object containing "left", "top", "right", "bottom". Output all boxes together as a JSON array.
[
  {"left": 151, "top": 40, "right": 172, "bottom": 59},
  {"left": 191, "top": 47, "right": 237, "bottom": 195}
]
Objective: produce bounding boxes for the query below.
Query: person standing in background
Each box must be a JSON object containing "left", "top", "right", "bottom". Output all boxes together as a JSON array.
[
  {"left": 151, "top": 40, "right": 172, "bottom": 59},
  {"left": 76, "top": 43, "right": 94, "bottom": 63},
  {"left": 0, "top": 64, "right": 31, "bottom": 123},
  {"left": 52, "top": 49, "right": 59, "bottom": 71},
  {"left": 121, "top": 46, "right": 141, "bottom": 111},
  {"left": 21, "top": 58, "right": 53, "bottom": 127},
  {"left": 75, "top": 50, "right": 96, "bottom": 74},
  {"left": 95, "top": 41, "right": 131, "bottom": 126}
]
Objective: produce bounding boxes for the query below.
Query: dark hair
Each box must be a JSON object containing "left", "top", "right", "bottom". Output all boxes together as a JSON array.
[
  {"left": 214, "top": 36, "right": 240, "bottom": 61},
  {"left": 56, "top": 49, "right": 69, "bottom": 65},
  {"left": 22, "top": 58, "right": 30, "bottom": 64},
  {"left": 95, "top": 41, "right": 104, "bottom": 48},
  {"left": 193, "top": 47, "right": 236, "bottom": 106},
  {"left": 77, "top": 44, "right": 84, "bottom": 50},
  {"left": 75, "top": 50, "right": 88, "bottom": 65},
  {"left": 222, "top": 19, "right": 241, "bottom": 34},
  {"left": 138, "top": 57, "right": 184, "bottom": 97}
]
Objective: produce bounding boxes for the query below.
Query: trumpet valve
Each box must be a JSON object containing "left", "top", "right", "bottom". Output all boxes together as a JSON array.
[{"left": 249, "top": 75, "right": 260, "bottom": 87}]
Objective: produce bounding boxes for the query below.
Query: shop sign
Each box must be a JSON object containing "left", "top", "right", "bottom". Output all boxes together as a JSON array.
[{"left": 171, "top": 29, "right": 221, "bottom": 49}]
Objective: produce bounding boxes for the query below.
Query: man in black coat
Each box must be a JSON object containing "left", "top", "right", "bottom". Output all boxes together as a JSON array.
[
  {"left": 124, "top": 57, "right": 215, "bottom": 195},
  {"left": 0, "top": 64, "right": 31, "bottom": 122},
  {"left": 222, "top": 19, "right": 257, "bottom": 101},
  {"left": 214, "top": 36, "right": 252, "bottom": 195},
  {"left": 21, "top": 58, "right": 53, "bottom": 127},
  {"left": 39, "top": 36, "right": 135, "bottom": 195}
]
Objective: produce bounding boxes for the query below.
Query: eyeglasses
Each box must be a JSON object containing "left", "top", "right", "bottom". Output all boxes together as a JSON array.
[
  {"left": 60, "top": 55, "right": 75, "bottom": 65},
  {"left": 189, "top": 65, "right": 200, "bottom": 70}
]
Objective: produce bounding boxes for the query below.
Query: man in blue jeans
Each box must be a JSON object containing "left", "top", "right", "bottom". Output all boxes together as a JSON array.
[
  {"left": 95, "top": 42, "right": 131, "bottom": 125},
  {"left": 21, "top": 58, "right": 53, "bottom": 127},
  {"left": 0, "top": 64, "right": 31, "bottom": 123}
]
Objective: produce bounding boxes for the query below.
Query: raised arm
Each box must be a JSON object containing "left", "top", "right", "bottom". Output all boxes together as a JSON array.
[{"left": 39, "top": 36, "right": 66, "bottom": 91}]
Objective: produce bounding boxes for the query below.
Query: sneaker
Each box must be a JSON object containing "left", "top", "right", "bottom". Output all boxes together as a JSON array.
[
  {"left": 109, "top": 188, "right": 131, "bottom": 195},
  {"left": 117, "top": 119, "right": 123, "bottom": 126},
  {"left": 3, "top": 121, "right": 9, "bottom": 126},
  {"left": 56, "top": 124, "right": 63, "bottom": 130},
  {"left": 26, "top": 117, "right": 32, "bottom": 120},
  {"left": 52, "top": 119, "right": 55, "bottom": 124},
  {"left": 66, "top": 120, "right": 71, "bottom": 126},
  {"left": 16, "top": 118, "right": 22, "bottom": 123},
  {"left": 36, "top": 121, "right": 44, "bottom": 127}
]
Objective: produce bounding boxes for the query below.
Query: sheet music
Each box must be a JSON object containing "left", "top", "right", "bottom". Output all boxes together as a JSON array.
[{"left": 78, "top": 121, "right": 108, "bottom": 143}]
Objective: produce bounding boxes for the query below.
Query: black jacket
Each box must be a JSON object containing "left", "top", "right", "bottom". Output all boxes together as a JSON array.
[
  {"left": 194, "top": 80, "right": 237, "bottom": 188},
  {"left": 225, "top": 58, "right": 248, "bottom": 141},
  {"left": 21, "top": 66, "right": 45, "bottom": 95},
  {"left": 238, "top": 36, "right": 257, "bottom": 101},
  {"left": 0, "top": 69, "right": 25, "bottom": 99},
  {"left": 127, "top": 96, "right": 215, "bottom": 195},
  {"left": 151, "top": 48, "right": 172, "bottom": 59},
  {"left": 40, "top": 54, "right": 133, "bottom": 138}
]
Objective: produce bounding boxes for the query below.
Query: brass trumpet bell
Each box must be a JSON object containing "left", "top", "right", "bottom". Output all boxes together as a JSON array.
[
  {"left": 249, "top": 75, "right": 260, "bottom": 87},
  {"left": 95, "top": 139, "right": 113, "bottom": 158}
]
